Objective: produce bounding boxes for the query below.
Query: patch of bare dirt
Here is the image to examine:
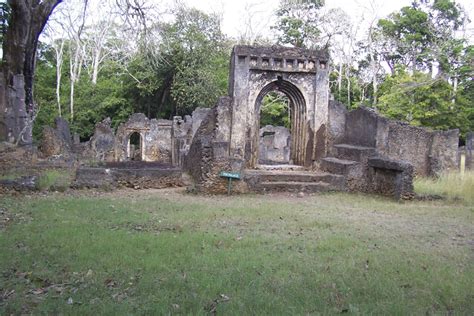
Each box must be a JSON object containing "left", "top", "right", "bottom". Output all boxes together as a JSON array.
[{"left": 0, "top": 208, "right": 13, "bottom": 231}]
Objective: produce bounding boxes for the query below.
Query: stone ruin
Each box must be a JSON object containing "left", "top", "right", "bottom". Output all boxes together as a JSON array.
[
  {"left": 182, "top": 46, "right": 461, "bottom": 199},
  {"left": 0, "top": 45, "right": 465, "bottom": 198}
]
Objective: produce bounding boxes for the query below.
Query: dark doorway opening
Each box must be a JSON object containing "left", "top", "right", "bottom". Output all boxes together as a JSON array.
[{"left": 128, "top": 132, "right": 142, "bottom": 161}]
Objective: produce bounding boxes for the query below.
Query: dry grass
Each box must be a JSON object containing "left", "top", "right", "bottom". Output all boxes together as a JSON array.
[
  {"left": 1, "top": 188, "right": 473, "bottom": 314},
  {"left": 415, "top": 170, "right": 474, "bottom": 204}
]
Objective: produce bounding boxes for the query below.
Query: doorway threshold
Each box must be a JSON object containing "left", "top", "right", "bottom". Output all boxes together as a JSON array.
[{"left": 255, "top": 164, "right": 304, "bottom": 171}]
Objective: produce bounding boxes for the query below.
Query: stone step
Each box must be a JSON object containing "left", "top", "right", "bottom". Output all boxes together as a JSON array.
[
  {"left": 255, "top": 164, "right": 305, "bottom": 171},
  {"left": 245, "top": 169, "right": 344, "bottom": 186},
  {"left": 334, "top": 143, "right": 376, "bottom": 162},
  {"left": 255, "top": 181, "right": 338, "bottom": 193},
  {"left": 320, "top": 157, "right": 359, "bottom": 175}
]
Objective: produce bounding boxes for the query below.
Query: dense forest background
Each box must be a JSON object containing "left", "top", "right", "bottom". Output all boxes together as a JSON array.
[{"left": 1, "top": 0, "right": 472, "bottom": 142}]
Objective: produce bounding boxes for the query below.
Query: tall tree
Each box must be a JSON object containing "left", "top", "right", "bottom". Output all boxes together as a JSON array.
[
  {"left": 273, "top": 0, "right": 324, "bottom": 48},
  {"left": 0, "top": 0, "right": 62, "bottom": 144}
]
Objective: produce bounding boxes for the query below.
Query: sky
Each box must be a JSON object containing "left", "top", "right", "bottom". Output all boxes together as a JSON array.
[{"left": 179, "top": 0, "right": 474, "bottom": 42}]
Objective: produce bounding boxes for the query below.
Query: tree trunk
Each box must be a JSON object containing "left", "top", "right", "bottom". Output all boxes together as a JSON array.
[
  {"left": 0, "top": 0, "right": 62, "bottom": 144},
  {"left": 337, "top": 62, "right": 342, "bottom": 100},
  {"left": 54, "top": 39, "right": 65, "bottom": 117}
]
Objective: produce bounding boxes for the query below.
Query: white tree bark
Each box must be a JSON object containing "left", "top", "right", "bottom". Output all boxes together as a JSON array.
[{"left": 65, "top": 0, "right": 88, "bottom": 121}]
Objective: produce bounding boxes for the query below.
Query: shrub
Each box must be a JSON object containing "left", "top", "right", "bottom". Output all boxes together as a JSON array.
[{"left": 36, "top": 169, "right": 74, "bottom": 192}]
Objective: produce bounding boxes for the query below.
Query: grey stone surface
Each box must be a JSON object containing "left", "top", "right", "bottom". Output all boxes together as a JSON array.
[
  {"left": 73, "top": 166, "right": 183, "bottom": 189},
  {"left": 228, "top": 45, "right": 329, "bottom": 168},
  {"left": 339, "top": 106, "right": 459, "bottom": 177},
  {"left": 0, "top": 175, "right": 37, "bottom": 191},
  {"left": 258, "top": 125, "right": 291, "bottom": 164},
  {"left": 464, "top": 132, "right": 472, "bottom": 170},
  {"left": 184, "top": 97, "right": 244, "bottom": 194},
  {"left": 55, "top": 117, "right": 72, "bottom": 147},
  {"left": 327, "top": 100, "right": 347, "bottom": 155},
  {"left": 368, "top": 157, "right": 414, "bottom": 200},
  {"left": 40, "top": 126, "right": 71, "bottom": 157},
  {"left": 343, "top": 107, "right": 378, "bottom": 147},
  {"left": 87, "top": 117, "right": 116, "bottom": 162},
  {"left": 115, "top": 114, "right": 173, "bottom": 163}
]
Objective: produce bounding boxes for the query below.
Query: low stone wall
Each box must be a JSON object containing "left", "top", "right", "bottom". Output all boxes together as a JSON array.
[{"left": 73, "top": 166, "right": 184, "bottom": 189}]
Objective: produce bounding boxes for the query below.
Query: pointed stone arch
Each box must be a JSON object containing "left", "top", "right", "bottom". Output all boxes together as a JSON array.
[
  {"left": 227, "top": 46, "right": 330, "bottom": 169},
  {"left": 253, "top": 79, "right": 307, "bottom": 166}
]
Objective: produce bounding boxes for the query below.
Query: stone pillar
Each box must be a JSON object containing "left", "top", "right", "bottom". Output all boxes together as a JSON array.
[
  {"left": 313, "top": 61, "right": 330, "bottom": 162},
  {"left": 0, "top": 73, "right": 6, "bottom": 142},
  {"left": 466, "top": 132, "right": 473, "bottom": 170},
  {"left": 229, "top": 52, "right": 250, "bottom": 168}
]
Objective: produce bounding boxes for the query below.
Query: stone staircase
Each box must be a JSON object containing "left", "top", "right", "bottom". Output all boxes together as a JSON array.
[
  {"left": 320, "top": 144, "right": 376, "bottom": 190},
  {"left": 244, "top": 168, "right": 346, "bottom": 193}
]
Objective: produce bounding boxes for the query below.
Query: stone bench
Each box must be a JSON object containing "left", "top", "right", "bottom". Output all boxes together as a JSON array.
[{"left": 367, "top": 157, "right": 414, "bottom": 200}]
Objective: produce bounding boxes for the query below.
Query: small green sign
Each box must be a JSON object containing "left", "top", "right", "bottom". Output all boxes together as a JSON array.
[
  {"left": 219, "top": 171, "right": 241, "bottom": 179},
  {"left": 219, "top": 171, "right": 241, "bottom": 195}
]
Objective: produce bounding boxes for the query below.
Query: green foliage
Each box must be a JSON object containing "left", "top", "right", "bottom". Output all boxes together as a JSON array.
[
  {"left": 377, "top": 68, "right": 472, "bottom": 135},
  {"left": 273, "top": 0, "right": 324, "bottom": 48},
  {"left": 28, "top": 0, "right": 472, "bottom": 143},
  {"left": 34, "top": 42, "right": 134, "bottom": 140},
  {"left": 138, "top": 7, "right": 230, "bottom": 117},
  {"left": 36, "top": 169, "right": 74, "bottom": 192},
  {"left": 260, "top": 92, "right": 290, "bottom": 128},
  {"left": 71, "top": 62, "right": 134, "bottom": 139},
  {"left": 376, "top": 5, "right": 432, "bottom": 71},
  {"left": 374, "top": 0, "right": 467, "bottom": 74},
  {"left": 0, "top": 1, "right": 10, "bottom": 49},
  {"left": 329, "top": 67, "right": 366, "bottom": 109},
  {"left": 32, "top": 6, "right": 229, "bottom": 141}
]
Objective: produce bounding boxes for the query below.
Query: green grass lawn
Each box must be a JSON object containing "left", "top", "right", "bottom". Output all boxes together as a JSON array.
[{"left": 1, "top": 189, "right": 473, "bottom": 315}]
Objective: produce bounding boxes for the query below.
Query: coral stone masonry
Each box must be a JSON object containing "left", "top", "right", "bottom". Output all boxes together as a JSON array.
[{"left": 0, "top": 45, "right": 463, "bottom": 199}]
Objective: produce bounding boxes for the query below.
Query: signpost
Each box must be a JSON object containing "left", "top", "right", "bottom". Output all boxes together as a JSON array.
[{"left": 219, "top": 171, "right": 241, "bottom": 195}]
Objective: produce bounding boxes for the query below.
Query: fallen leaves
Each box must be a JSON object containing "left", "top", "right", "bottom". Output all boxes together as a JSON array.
[
  {"left": 205, "top": 294, "right": 231, "bottom": 315},
  {"left": 0, "top": 289, "right": 16, "bottom": 304}
]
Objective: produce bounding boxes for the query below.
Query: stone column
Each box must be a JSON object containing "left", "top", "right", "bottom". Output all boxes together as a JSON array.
[{"left": 466, "top": 132, "right": 473, "bottom": 170}]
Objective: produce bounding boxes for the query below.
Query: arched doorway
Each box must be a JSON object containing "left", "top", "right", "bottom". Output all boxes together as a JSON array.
[
  {"left": 128, "top": 132, "right": 142, "bottom": 161},
  {"left": 259, "top": 91, "right": 291, "bottom": 165},
  {"left": 252, "top": 79, "right": 307, "bottom": 167}
]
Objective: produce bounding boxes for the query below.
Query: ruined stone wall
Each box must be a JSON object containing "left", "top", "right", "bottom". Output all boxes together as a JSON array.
[
  {"left": 172, "top": 108, "right": 211, "bottom": 166},
  {"left": 39, "top": 117, "right": 73, "bottom": 158},
  {"left": 184, "top": 97, "right": 246, "bottom": 194},
  {"left": 429, "top": 130, "right": 459, "bottom": 176},
  {"left": 87, "top": 118, "right": 116, "bottom": 162},
  {"left": 367, "top": 157, "right": 414, "bottom": 200},
  {"left": 115, "top": 113, "right": 173, "bottom": 163},
  {"left": 376, "top": 119, "right": 433, "bottom": 176},
  {"left": 343, "top": 107, "right": 378, "bottom": 147},
  {"left": 327, "top": 100, "right": 347, "bottom": 155},
  {"left": 337, "top": 107, "right": 459, "bottom": 176}
]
